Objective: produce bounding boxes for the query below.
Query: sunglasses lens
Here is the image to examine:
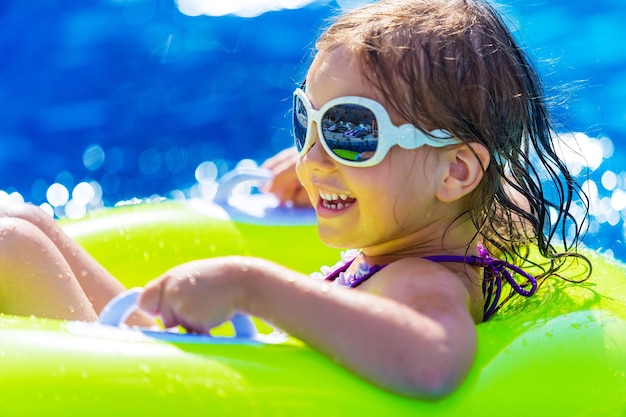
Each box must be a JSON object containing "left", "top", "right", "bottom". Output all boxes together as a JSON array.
[
  {"left": 293, "top": 95, "right": 308, "bottom": 152},
  {"left": 321, "top": 104, "right": 378, "bottom": 162}
]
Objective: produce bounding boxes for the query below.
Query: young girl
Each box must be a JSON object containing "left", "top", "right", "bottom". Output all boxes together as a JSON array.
[
  {"left": 0, "top": 0, "right": 588, "bottom": 399},
  {"left": 143, "top": 0, "right": 589, "bottom": 396}
]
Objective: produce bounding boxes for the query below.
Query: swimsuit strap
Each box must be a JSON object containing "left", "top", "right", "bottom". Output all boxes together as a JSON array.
[
  {"left": 324, "top": 246, "right": 538, "bottom": 321},
  {"left": 424, "top": 245, "right": 538, "bottom": 321},
  {"left": 323, "top": 257, "right": 353, "bottom": 281},
  {"left": 324, "top": 257, "right": 387, "bottom": 288}
]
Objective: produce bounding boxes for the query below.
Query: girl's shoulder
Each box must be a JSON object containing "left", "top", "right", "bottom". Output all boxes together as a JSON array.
[
  {"left": 360, "top": 256, "right": 478, "bottom": 317},
  {"left": 376, "top": 256, "right": 478, "bottom": 285}
]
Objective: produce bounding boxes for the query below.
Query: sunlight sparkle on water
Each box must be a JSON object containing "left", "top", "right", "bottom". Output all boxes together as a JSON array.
[
  {"left": 176, "top": 0, "right": 318, "bottom": 17},
  {"left": 174, "top": 0, "right": 376, "bottom": 17}
]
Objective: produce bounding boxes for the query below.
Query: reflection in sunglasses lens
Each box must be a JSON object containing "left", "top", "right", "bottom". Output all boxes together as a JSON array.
[{"left": 322, "top": 104, "right": 378, "bottom": 162}]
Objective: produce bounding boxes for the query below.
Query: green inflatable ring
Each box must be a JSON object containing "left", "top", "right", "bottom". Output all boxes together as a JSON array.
[{"left": 0, "top": 195, "right": 625, "bottom": 416}]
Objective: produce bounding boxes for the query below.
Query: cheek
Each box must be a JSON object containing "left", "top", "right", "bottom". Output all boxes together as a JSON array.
[
  {"left": 295, "top": 157, "right": 307, "bottom": 185},
  {"left": 389, "top": 159, "right": 437, "bottom": 221},
  {"left": 295, "top": 158, "right": 315, "bottom": 200}
]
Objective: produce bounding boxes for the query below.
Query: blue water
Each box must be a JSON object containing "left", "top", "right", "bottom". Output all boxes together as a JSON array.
[{"left": 0, "top": 0, "right": 624, "bottom": 258}]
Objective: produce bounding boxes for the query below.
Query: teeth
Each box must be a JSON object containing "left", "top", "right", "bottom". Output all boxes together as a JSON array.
[
  {"left": 319, "top": 190, "right": 354, "bottom": 210},
  {"left": 322, "top": 200, "right": 352, "bottom": 210},
  {"left": 319, "top": 190, "right": 354, "bottom": 201}
]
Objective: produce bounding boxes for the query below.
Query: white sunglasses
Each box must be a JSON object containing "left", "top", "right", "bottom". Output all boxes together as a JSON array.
[{"left": 292, "top": 87, "right": 461, "bottom": 167}]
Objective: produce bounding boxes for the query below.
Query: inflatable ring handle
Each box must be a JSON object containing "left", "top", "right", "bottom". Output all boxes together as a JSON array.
[
  {"left": 98, "top": 288, "right": 258, "bottom": 338},
  {"left": 213, "top": 167, "right": 273, "bottom": 204}
]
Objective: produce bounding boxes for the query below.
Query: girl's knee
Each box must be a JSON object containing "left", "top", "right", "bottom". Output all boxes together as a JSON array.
[
  {"left": 0, "top": 217, "right": 97, "bottom": 321},
  {"left": 0, "top": 217, "right": 51, "bottom": 259},
  {"left": 0, "top": 203, "right": 55, "bottom": 230}
]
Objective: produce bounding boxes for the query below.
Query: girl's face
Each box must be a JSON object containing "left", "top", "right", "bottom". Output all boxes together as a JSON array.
[{"left": 296, "top": 47, "right": 451, "bottom": 256}]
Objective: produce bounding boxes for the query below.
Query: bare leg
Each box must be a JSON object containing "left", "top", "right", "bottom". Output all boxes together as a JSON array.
[
  {"left": 0, "top": 204, "right": 154, "bottom": 325},
  {"left": 0, "top": 204, "right": 126, "bottom": 312},
  {"left": 0, "top": 217, "right": 97, "bottom": 320}
]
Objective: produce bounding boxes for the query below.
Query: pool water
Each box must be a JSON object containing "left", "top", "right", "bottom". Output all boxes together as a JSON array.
[{"left": 0, "top": 0, "right": 624, "bottom": 258}]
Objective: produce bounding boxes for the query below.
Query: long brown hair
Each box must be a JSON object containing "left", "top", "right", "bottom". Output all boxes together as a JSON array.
[{"left": 315, "top": 0, "right": 590, "bottom": 316}]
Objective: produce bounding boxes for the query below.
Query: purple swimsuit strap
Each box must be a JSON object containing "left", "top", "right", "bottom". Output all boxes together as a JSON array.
[
  {"left": 424, "top": 246, "right": 538, "bottom": 321},
  {"left": 324, "top": 258, "right": 387, "bottom": 288},
  {"left": 325, "top": 246, "right": 538, "bottom": 321}
]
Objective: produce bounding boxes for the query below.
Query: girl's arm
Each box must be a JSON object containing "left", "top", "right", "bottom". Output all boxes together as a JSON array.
[{"left": 138, "top": 256, "right": 476, "bottom": 399}]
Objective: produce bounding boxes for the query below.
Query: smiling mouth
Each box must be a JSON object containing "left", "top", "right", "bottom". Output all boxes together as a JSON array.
[{"left": 319, "top": 190, "right": 356, "bottom": 210}]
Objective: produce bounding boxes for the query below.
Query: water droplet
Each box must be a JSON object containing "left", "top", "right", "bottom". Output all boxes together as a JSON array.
[
  {"left": 68, "top": 305, "right": 75, "bottom": 313},
  {"left": 320, "top": 283, "right": 330, "bottom": 293},
  {"left": 139, "top": 363, "right": 151, "bottom": 374}
]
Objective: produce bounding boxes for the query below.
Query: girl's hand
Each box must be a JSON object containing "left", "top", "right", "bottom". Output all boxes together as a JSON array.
[
  {"left": 138, "top": 257, "right": 247, "bottom": 333},
  {"left": 260, "top": 147, "right": 310, "bottom": 207}
]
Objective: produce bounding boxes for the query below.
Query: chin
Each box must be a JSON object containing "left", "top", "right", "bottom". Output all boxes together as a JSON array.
[{"left": 317, "top": 227, "right": 359, "bottom": 250}]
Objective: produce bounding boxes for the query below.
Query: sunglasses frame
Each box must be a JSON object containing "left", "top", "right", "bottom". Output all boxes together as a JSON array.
[{"left": 292, "top": 88, "right": 462, "bottom": 167}]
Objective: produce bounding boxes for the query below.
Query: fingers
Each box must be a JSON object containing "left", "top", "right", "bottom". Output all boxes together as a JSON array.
[
  {"left": 261, "top": 148, "right": 308, "bottom": 205},
  {"left": 136, "top": 258, "right": 244, "bottom": 333},
  {"left": 272, "top": 181, "right": 311, "bottom": 208},
  {"left": 137, "top": 269, "right": 216, "bottom": 331},
  {"left": 137, "top": 280, "right": 163, "bottom": 316},
  {"left": 260, "top": 147, "right": 298, "bottom": 171},
  {"left": 138, "top": 279, "right": 183, "bottom": 329}
]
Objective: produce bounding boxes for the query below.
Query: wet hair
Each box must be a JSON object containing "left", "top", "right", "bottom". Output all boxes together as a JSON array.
[{"left": 315, "top": 0, "right": 591, "bottom": 316}]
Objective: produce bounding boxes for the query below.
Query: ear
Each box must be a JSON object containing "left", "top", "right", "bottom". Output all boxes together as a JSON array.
[{"left": 435, "top": 142, "right": 490, "bottom": 203}]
